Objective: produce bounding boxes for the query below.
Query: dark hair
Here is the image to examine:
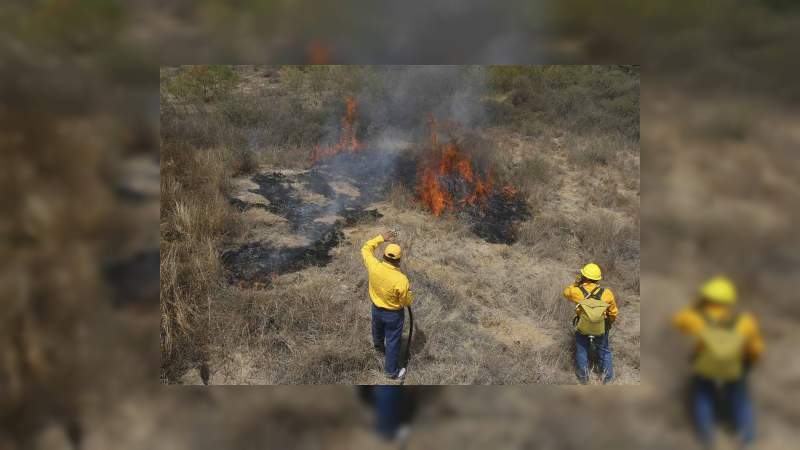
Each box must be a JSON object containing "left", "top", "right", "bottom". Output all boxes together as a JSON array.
[{"left": 383, "top": 255, "right": 400, "bottom": 266}]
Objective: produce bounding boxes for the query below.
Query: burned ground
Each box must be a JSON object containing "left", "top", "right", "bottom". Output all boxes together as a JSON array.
[{"left": 222, "top": 146, "right": 532, "bottom": 287}]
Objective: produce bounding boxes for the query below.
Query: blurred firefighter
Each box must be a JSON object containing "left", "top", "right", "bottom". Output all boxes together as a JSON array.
[
  {"left": 361, "top": 232, "right": 413, "bottom": 380},
  {"left": 674, "top": 276, "right": 764, "bottom": 447},
  {"left": 563, "top": 263, "right": 618, "bottom": 384},
  {"left": 358, "top": 385, "right": 415, "bottom": 442}
]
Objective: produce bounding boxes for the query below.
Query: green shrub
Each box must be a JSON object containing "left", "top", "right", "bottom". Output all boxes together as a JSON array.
[
  {"left": 165, "top": 65, "right": 239, "bottom": 103},
  {"left": 26, "top": 0, "right": 124, "bottom": 49},
  {"left": 487, "top": 66, "right": 639, "bottom": 141}
]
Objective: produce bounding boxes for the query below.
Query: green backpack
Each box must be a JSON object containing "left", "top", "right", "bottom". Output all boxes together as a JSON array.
[
  {"left": 575, "top": 286, "right": 609, "bottom": 336},
  {"left": 693, "top": 312, "right": 745, "bottom": 381}
]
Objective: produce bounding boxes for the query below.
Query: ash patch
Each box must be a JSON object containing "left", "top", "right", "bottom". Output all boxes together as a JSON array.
[
  {"left": 343, "top": 208, "right": 383, "bottom": 226},
  {"left": 223, "top": 146, "right": 528, "bottom": 288},
  {"left": 223, "top": 209, "right": 382, "bottom": 288},
  {"left": 229, "top": 197, "right": 263, "bottom": 212},
  {"left": 223, "top": 151, "right": 400, "bottom": 287},
  {"left": 249, "top": 172, "right": 334, "bottom": 233},
  {"left": 469, "top": 192, "right": 531, "bottom": 244},
  {"left": 222, "top": 229, "right": 344, "bottom": 287},
  {"left": 242, "top": 150, "right": 413, "bottom": 235}
]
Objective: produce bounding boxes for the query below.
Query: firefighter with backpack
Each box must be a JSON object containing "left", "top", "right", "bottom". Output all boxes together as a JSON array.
[
  {"left": 563, "top": 263, "right": 618, "bottom": 384},
  {"left": 673, "top": 276, "right": 764, "bottom": 447}
]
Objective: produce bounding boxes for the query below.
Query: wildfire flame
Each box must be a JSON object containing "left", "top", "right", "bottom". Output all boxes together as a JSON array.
[
  {"left": 306, "top": 40, "right": 331, "bottom": 65},
  {"left": 417, "top": 117, "right": 501, "bottom": 216},
  {"left": 309, "top": 97, "right": 362, "bottom": 162}
]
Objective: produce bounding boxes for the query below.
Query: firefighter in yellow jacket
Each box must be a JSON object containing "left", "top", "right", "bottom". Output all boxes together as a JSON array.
[
  {"left": 563, "top": 263, "right": 618, "bottom": 384},
  {"left": 674, "top": 276, "right": 763, "bottom": 447},
  {"left": 362, "top": 231, "right": 413, "bottom": 380}
]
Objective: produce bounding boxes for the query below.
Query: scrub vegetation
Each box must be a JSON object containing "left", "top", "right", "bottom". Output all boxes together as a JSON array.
[
  {"left": 4, "top": 0, "right": 800, "bottom": 448},
  {"left": 160, "top": 65, "right": 640, "bottom": 384}
]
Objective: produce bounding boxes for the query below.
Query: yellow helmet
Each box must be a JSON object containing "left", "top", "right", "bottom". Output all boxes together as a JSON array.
[
  {"left": 580, "top": 263, "right": 602, "bottom": 281},
  {"left": 700, "top": 276, "right": 736, "bottom": 304},
  {"left": 384, "top": 243, "right": 402, "bottom": 260}
]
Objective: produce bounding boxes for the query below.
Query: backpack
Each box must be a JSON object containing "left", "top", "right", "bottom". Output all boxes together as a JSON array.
[
  {"left": 574, "top": 286, "right": 609, "bottom": 337},
  {"left": 693, "top": 311, "right": 745, "bottom": 381}
]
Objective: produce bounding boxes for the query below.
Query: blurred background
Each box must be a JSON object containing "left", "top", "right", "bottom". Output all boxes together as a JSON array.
[{"left": 1, "top": 0, "right": 799, "bottom": 449}]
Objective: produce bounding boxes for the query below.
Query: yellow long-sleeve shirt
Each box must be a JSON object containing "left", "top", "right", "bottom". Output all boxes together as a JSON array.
[
  {"left": 673, "top": 303, "right": 764, "bottom": 362},
  {"left": 563, "top": 282, "right": 618, "bottom": 322},
  {"left": 361, "top": 235, "right": 413, "bottom": 310}
]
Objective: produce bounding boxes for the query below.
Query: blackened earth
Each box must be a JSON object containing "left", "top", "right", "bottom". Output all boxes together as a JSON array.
[{"left": 223, "top": 149, "right": 529, "bottom": 287}]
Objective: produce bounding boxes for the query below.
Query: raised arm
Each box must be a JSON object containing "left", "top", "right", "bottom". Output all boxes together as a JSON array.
[
  {"left": 361, "top": 235, "right": 385, "bottom": 269},
  {"left": 673, "top": 307, "right": 704, "bottom": 336},
  {"left": 563, "top": 286, "right": 582, "bottom": 304},
  {"left": 604, "top": 290, "right": 619, "bottom": 322},
  {"left": 740, "top": 313, "right": 764, "bottom": 363}
]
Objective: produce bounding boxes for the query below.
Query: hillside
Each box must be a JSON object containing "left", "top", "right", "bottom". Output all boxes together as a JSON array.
[{"left": 160, "top": 65, "right": 640, "bottom": 384}]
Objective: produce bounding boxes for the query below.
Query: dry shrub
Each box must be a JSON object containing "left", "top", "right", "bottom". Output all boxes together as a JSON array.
[
  {"left": 523, "top": 271, "right": 574, "bottom": 321},
  {"left": 212, "top": 268, "right": 375, "bottom": 384},
  {"left": 387, "top": 182, "right": 415, "bottom": 210},
  {"left": 587, "top": 172, "right": 633, "bottom": 210},
  {"left": 1, "top": 109, "right": 113, "bottom": 445},
  {"left": 511, "top": 153, "right": 560, "bottom": 217},
  {"left": 487, "top": 66, "right": 639, "bottom": 140},
  {"left": 518, "top": 214, "right": 577, "bottom": 262},
  {"left": 163, "top": 66, "right": 366, "bottom": 172},
  {"left": 259, "top": 146, "right": 309, "bottom": 170},
  {"left": 160, "top": 142, "right": 244, "bottom": 381},
  {"left": 566, "top": 133, "right": 632, "bottom": 167},
  {"left": 512, "top": 153, "right": 556, "bottom": 194},
  {"left": 573, "top": 210, "right": 638, "bottom": 284},
  {"left": 495, "top": 342, "right": 575, "bottom": 384},
  {"left": 232, "top": 148, "right": 260, "bottom": 176},
  {"left": 690, "top": 107, "right": 753, "bottom": 141},
  {"left": 293, "top": 345, "right": 374, "bottom": 384}
]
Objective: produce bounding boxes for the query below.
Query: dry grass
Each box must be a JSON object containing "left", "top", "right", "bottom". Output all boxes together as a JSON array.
[
  {"left": 518, "top": 214, "right": 576, "bottom": 262},
  {"left": 196, "top": 190, "right": 638, "bottom": 384},
  {"left": 159, "top": 142, "right": 248, "bottom": 381},
  {"left": 0, "top": 108, "right": 127, "bottom": 445},
  {"left": 160, "top": 66, "right": 640, "bottom": 385},
  {"left": 4, "top": 1, "right": 798, "bottom": 448},
  {"left": 574, "top": 210, "right": 638, "bottom": 283}
]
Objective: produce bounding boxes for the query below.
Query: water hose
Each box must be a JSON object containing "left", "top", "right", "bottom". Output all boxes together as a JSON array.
[{"left": 400, "top": 306, "right": 413, "bottom": 385}]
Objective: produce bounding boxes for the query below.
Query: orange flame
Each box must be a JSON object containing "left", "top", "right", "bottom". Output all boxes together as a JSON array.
[
  {"left": 309, "top": 97, "right": 362, "bottom": 163},
  {"left": 418, "top": 118, "right": 497, "bottom": 216},
  {"left": 419, "top": 167, "right": 451, "bottom": 216},
  {"left": 467, "top": 170, "right": 493, "bottom": 206},
  {"left": 306, "top": 40, "right": 331, "bottom": 65}
]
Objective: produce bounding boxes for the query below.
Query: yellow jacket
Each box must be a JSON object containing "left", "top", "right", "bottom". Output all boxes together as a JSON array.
[
  {"left": 673, "top": 303, "right": 764, "bottom": 362},
  {"left": 563, "top": 282, "right": 618, "bottom": 322},
  {"left": 361, "top": 235, "right": 413, "bottom": 310}
]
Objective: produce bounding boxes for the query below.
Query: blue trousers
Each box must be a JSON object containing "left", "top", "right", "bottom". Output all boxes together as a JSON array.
[
  {"left": 692, "top": 376, "right": 755, "bottom": 445},
  {"left": 575, "top": 330, "right": 613, "bottom": 383},
  {"left": 374, "top": 386, "right": 403, "bottom": 440},
  {"left": 371, "top": 304, "right": 404, "bottom": 377}
]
